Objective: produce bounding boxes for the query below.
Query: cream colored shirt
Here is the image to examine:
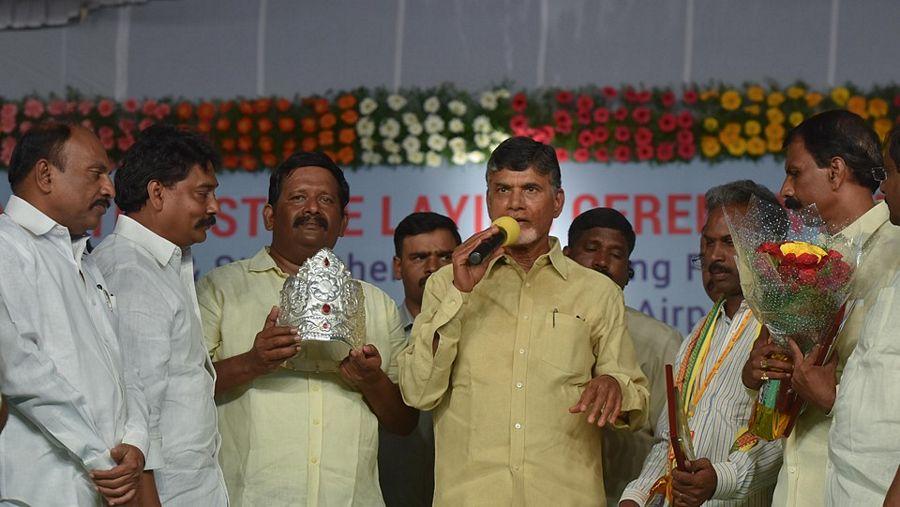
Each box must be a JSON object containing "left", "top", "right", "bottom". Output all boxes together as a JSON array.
[
  {"left": 772, "top": 201, "right": 899, "bottom": 507},
  {"left": 603, "top": 307, "right": 682, "bottom": 503},
  {"left": 197, "top": 247, "right": 407, "bottom": 507},
  {"left": 399, "top": 238, "right": 650, "bottom": 507}
]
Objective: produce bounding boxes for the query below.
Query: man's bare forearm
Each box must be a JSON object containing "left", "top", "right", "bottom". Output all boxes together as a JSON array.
[
  {"left": 360, "top": 371, "right": 418, "bottom": 435},
  {"left": 213, "top": 352, "right": 263, "bottom": 398}
]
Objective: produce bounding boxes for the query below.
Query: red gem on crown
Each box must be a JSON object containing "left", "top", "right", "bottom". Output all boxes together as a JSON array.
[{"left": 322, "top": 303, "right": 331, "bottom": 314}]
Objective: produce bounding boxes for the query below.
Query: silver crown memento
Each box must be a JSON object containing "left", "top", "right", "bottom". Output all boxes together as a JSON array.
[{"left": 277, "top": 248, "right": 366, "bottom": 372}]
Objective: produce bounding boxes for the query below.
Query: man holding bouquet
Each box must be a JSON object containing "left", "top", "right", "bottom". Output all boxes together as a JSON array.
[
  {"left": 620, "top": 180, "right": 783, "bottom": 507},
  {"left": 741, "top": 110, "right": 900, "bottom": 507}
]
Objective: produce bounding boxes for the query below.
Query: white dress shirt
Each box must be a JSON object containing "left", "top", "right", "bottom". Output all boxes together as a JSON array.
[
  {"left": 94, "top": 215, "right": 228, "bottom": 506},
  {"left": 826, "top": 264, "right": 900, "bottom": 506},
  {"left": 0, "top": 196, "right": 149, "bottom": 506},
  {"left": 621, "top": 302, "right": 783, "bottom": 506}
]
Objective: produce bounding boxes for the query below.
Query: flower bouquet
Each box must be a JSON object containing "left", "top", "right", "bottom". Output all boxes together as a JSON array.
[{"left": 725, "top": 198, "right": 860, "bottom": 440}]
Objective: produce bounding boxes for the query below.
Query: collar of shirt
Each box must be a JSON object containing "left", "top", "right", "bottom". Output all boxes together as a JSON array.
[
  {"left": 838, "top": 200, "right": 890, "bottom": 245},
  {"left": 4, "top": 195, "right": 90, "bottom": 269},
  {"left": 484, "top": 237, "right": 569, "bottom": 280},
  {"left": 248, "top": 246, "right": 290, "bottom": 277},
  {"left": 113, "top": 215, "right": 185, "bottom": 268},
  {"left": 400, "top": 302, "right": 415, "bottom": 333}
]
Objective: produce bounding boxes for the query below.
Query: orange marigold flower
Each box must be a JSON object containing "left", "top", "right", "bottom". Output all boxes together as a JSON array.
[
  {"left": 218, "top": 101, "right": 233, "bottom": 114},
  {"left": 222, "top": 155, "right": 239, "bottom": 169},
  {"left": 320, "top": 113, "right": 337, "bottom": 130},
  {"left": 847, "top": 96, "right": 868, "bottom": 118},
  {"left": 340, "top": 109, "right": 359, "bottom": 125},
  {"left": 241, "top": 155, "right": 258, "bottom": 171},
  {"left": 237, "top": 117, "right": 254, "bottom": 135},
  {"left": 767, "top": 137, "right": 783, "bottom": 153},
  {"left": 805, "top": 92, "right": 824, "bottom": 108},
  {"left": 767, "top": 92, "right": 785, "bottom": 107},
  {"left": 176, "top": 101, "right": 193, "bottom": 120},
  {"left": 318, "top": 130, "right": 335, "bottom": 146},
  {"left": 747, "top": 136, "right": 766, "bottom": 156},
  {"left": 337, "top": 94, "right": 357, "bottom": 110},
  {"left": 874, "top": 118, "right": 893, "bottom": 140},
  {"left": 721, "top": 90, "right": 742, "bottom": 111},
  {"left": 258, "top": 118, "right": 274, "bottom": 134},
  {"left": 259, "top": 136, "right": 274, "bottom": 153},
  {"left": 786, "top": 86, "right": 806, "bottom": 99},
  {"left": 254, "top": 98, "right": 272, "bottom": 115},
  {"left": 338, "top": 128, "right": 356, "bottom": 145},
  {"left": 868, "top": 98, "right": 889, "bottom": 118},
  {"left": 221, "top": 138, "right": 236, "bottom": 152},
  {"left": 216, "top": 118, "right": 231, "bottom": 132},
  {"left": 238, "top": 136, "right": 253, "bottom": 152},
  {"left": 262, "top": 153, "right": 278, "bottom": 168},
  {"left": 313, "top": 98, "right": 329, "bottom": 115},
  {"left": 276, "top": 98, "right": 292, "bottom": 112},
  {"left": 197, "top": 121, "right": 211, "bottom": 133},
  {"left": 747, "top": 85, "right": 765, "bottom": 103},
  {"left": 830, "top": 87, "right": 850, "bottom": 106},
  {"left": 301, "top": 137, "right": 317, "bottom": 152},
  {"left": 301, "top": 117, "right": 317, "bottom": 133},
  {"left": 337, "top": 146, "right": 354, "bottom": 164},
  {"left": 239, "top": 101, "right": 254, "bottom": 115},
  {"left": 766, "top": 108, "right": 785, "bottom": 124},
  {"left": 197, "top": 102, "right": 216, "bottom": 120},
  {"left": 278, "top": 117, "right": 296, "bottom": 133},
  {"left": 765, "top": 123, "right": 786, "bottom": 140},
  {"left": 282, "top": 138, "right": 297, "bottom": 153}
]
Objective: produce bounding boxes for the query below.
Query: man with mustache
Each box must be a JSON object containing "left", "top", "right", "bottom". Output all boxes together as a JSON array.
[
  {"left": 823, "top": 125, "right": 900, "bottom": 506},
  {"left": 400, "top": 136, "right": 650, "bottom": 506},
  {"left": 197, "top": 151, "right": 416, "bottom": 506},
  {"left": 0, "top": 123, "right": 149, "bottom": 506},
  {"left": 93, "top": 125, "right": 227, "bottom": 506},
  {"left": 620, "top": 180, "right": 783, "bottom": 507},
  {"left": 563, "top": 207, "right": 682, "bottom": 504},
  {"left": 379, "top": 211, "right": 461, "bottom": 507},
  {"left": 740, "top": 110, "right": 900, "bottom": 507}
]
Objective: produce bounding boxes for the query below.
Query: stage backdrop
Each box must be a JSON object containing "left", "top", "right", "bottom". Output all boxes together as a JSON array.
[{"left": 0, "top": 159, "right": 785, "bottom": 335}]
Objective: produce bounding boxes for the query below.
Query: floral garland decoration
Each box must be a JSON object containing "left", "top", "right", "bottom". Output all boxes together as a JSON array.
[{"left": 1, "top": 82, "right": 898, "bottom": 171}]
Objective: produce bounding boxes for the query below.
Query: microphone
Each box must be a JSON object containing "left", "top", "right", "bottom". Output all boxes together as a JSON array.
[{"left": 467, "top": 216, "right": 521, "bottom": 265}]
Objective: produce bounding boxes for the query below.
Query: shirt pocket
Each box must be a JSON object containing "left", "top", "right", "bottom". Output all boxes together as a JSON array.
[{"left": 536, "top": 311, "right": 594, "bottom": 379}]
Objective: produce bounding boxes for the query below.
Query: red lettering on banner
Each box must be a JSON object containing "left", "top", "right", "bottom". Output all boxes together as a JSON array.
[
  {"left": 212, "top": 197, "right": 237, "bottom": 237},
  {"left": 413, "top": 195, "right": 431, "bottom": 213},
  {"left": 604, "top": 194, "right": 629, "bottom": 216},
  {"left": 345, "top": 195, "right": 363, "bottom": 237},
  {"left": 241, "top": 197, "right": 267, "bottom": 237},
  {"left": 667, "top": 194, "right": 692, "bottom": 234},
  {"left": 441, "top": 195, "right": 469, "bottom": 224},
  {"left": 634, "top": 194, "right": 661, "bottom": 234},
  {"left": 572, "top": 194, "right": 600, "bottom": 217},
  {"left": 381, "top": 196, "right": 394, "bottom": 236},
  {"left": 697, "top": 193, "right": 707, "bottom": 232},
  {"left": 474, "top": 194, "right": 485, "bottom": 231}
]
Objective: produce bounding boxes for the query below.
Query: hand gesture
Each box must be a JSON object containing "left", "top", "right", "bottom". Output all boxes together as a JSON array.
[
  {"left": 451, "top": 225, "right": 505, "bottom": 293},
  {"left": 788, "top": 339, "right": 837, "bottom": 412},
  {"left": 339, "top": 344, "right": 385, "bottom": 390},
  {"left": 248, "top": 306, "right": 301, "bottom": 374},
  {"left": 671, "top": 458, "right": 718, "bottom": 507},
  {"left": 90, "top": 444, "right": 145, "bottom": 505},
  {"left": 568, "top": 374, "right": 622, "bottom": 427},
  {"left": 742, "top": 327, "right": 793, "bottom": 390}
]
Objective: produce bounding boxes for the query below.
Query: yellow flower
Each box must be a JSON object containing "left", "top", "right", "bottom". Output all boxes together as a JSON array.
[
  {"left": 701, "top": 88, "right": 720, "bottom": 101},
  {"left": 806, "top": 92, "right": 824, "bottom": 108},
  {"left": 747, "top": 85, "right": 766, "bottom": 102},
  {"left": 831, "top": 86, "right": 850, "bottom": 106},
  {"left": 747, "top": 136, "right": 767, "bottom": 156},
  {"left": 847, "top": 96, "right": 868, "bottom": 118},
  {"left": 765, "top": 122, "right": 786, "bottom": 141},
  {"left": 768, "top": 137, "right": 784, "bottom": 153},
  {"left": 743, "top": 104, "right": 761, "bottom": 116},
  {"left": 726, "top": 138, "right": 748, "bottom": 156},
  {"left": 719, "top": 122, "right": 741, "bottom": 145},
  {"left": 701, "top": 136, "right": 721, "bottom": 158},
  {"left": 779, "top": 241, "right": 827, "bottom": 260},
  {"left": 767, "top": 92, "right": 786, "bottom": 107},
  {"left": 766, "top": 107, "right": 785, "bottom": 124},
  {"left": 744, "top": 120, "right": 762, "bottom": 136},
  {"left": 868, "top": 98, "right": 889, "bottom": 118},
  {"left": 721, "top": 90, "right": 742, "bottom": 111},
  {"left": 789, "top": 111, "right": 804, "bottom": 127},
  {"left": 703, "top": 117, "right": 720, "bottom": 132},
  {"left": 874, "top": 118, "right": 893, "bottom": 141},
  {"left": 787, "top": 86, "right": 806, "bottom": 100}
]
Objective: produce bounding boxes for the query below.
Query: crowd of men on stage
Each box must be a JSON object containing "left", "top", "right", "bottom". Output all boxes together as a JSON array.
[{"left": 0, "top": 108, "right": 898, "bottom": 506}]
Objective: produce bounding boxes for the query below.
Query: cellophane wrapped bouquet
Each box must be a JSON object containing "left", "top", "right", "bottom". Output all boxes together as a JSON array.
[{"left": 725, "top": 197, "right": 861, "bottom": 440}]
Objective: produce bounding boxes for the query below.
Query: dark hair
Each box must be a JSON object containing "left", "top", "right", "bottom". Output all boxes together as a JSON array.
[
  {"left": 8, "top": 122, "right": 73, "bottom": 191},
  {"left": 567, "top": 207, "right": 636, "bottom": 254},
  {"left": 784, "top": 109, "right": 883, "bottom": 193},
  {"left": 268, "top": 151, "right": 350, "bottom": 211},
  {"left": 486, "top": 136, "right": 561, "bottom": 189},
  {"left": 886, "top": 125, "right": 900, "bottom": 170},
  {"left": 393, "top": 212, "right": 462, "bottom": 256},
  {"left": 705, "top": 179, "right": 781, "bottom": 212},
  {"left": 114, "top": 125, "right": 221, "bottom": 213}
]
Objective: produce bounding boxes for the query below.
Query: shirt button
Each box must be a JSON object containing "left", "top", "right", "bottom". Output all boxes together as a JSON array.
[
  {"left": 513, "top": 465, "right": 520, "bottom": 471},
  {"left": 313, "top": 418, "right": 320, "bottom": 425},
  {"left": 519, "top": 348, "right": 525, "bottom": 354},
  {"left": 525, "top": 282, "right": 531, "bottom": 288},
  {"left": 515, "top": 382, "right": 524, "bottom": 389},
  {"left": 514, "top": 423, "right": 522, "bottom": 430},
  {"left": 311, "top": 457, "right": 318, "bottom": 464},
  {"left": 523, "top": 315, "right": 529, "bottom": 320},
  {"left": 312, "top": 385, "right": 320, "bottom": 392}
]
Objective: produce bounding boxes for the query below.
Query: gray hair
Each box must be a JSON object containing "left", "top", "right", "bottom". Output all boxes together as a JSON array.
[{"left": 705, "top": 179, "right": 780, "bottom": 212}]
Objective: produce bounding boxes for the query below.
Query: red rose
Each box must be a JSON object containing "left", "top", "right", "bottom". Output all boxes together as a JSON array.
[
  {"left": 677, "top": 129, "right": 695, "bottom": 145},
  {"left": 624, "top": 88, "right": 638, "bottom": 103},
  {"left": 677, "top": 111, "right": 694, "bottom": 129},
  {"left": 573, "top": 148, "right": 590, "bottom": 163},
  {"left": 614, "top": 126, "right": 631, "bottom": 142},
  {"left": 578, "top": 129, "right": 595, "bottom": 147},
  {"left": 48, "top": 100, "right": 66, "bottom": 116},
  {"left": 556, "top": 90, "right": 574, "bottom": 104},
  {"left": 577, "top": 110, "right": 592, "bottom": 125},
  {"left": 614, "top": 145, "right": 632, "bottom": 162},
  {"left": 683, "top": 89, "right": 698, "bottom": 104},
  {"left": 798, "top": 268, "right": 817, "bottom": 285},
  {"left": 593, "top": 147, "right": 610, "bottom": 162},
  {"left": 593, "top": 107, "right": 610, "bottom": 123},
  {"left": 98, "top": 99, "right": 115, "bottom": 117},
  {"left": 117, "top": 135, "right": 135, "bottom": 152},
  {"left": 510, "top": 114, "right": 529, "bottom": 134},
  {"left": 637, "top": 90, "right": 652, "bottom": 103},
  {"left": 614, "top": 107, "right": 629, "bottom": 121},
  {"left": 796, "top": 253, "right": 820, "bottom": 267},
  {"left": 637, "top": 144, "right": 654, "bottom": 161},
  {"left": 556, "top": 147, "right": 570, "bottom": 162},
  {"left": 141, "top": 100, "right": 157, "bottom": 116},
  {"left": 24, "top": 99, "right": 45, "bottom": 119},
  {"left": 677, "top": 142, "right": 696, "bottom": 160},
  {"left": 656, "top": 142, "right": 675, "bottom": 162},
  {"left": 827, "top": 250, "right": 843, "bottom": 261},
  {"left": 661, "top": 91, "right": 676, "bottom": 108},
  {"left": 593, "top": 125, "right": 610, "bottom": 143},
  {"left": 658, "top": 113, "right": 677, "bottom": 132},
  {"left": 139, "top": 118, "right": 154, "bottom": 131},
  {"left": 554, "top": 109, "right": 573, "bottom": 134},
  {"left": 123, "top": 98, "right": 139, "bottom": 113},
  {"left": 98, "top": 126, "right": 114, "bottom": 140},
  {"left": 512, "top": 93, "right": 528, "bottom": 113},
  {"left": 118, "top": 119, "right": 136, "bottom": 133},
  {"left": 576, "top": 94, "right": 594, "bottom": 112},
  {"left": 635, "top": 127, "right": 653, "bottom": 145},
  {"left": 154, "top": 103, "right": 171, "bottom": 120},
  {"left": 632, "top": 107, "right": 651, "bottom": 124},
  {"left": 602, "top": 86, "right": 618, "bottom": 99},
  {"left": 756, "top": 242, "right": 781, "bottom": 256}
]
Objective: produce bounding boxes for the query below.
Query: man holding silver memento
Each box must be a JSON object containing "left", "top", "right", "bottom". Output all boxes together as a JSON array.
[
  {"left": 399, "top": 136, "right": 650, "bottom": 506},
  {"left": 197, "top": 151, "right": 416, "bottom": 506}
]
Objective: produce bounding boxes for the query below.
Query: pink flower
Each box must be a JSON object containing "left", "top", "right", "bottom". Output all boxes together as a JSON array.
[
  {"left": 635, "top": 127, "right": 653, "bottom": 145},
  {"left": 98, "top": 126, "right": 115, "bottom": 140},
  {"left": 637, "top": 144, "right": 654, "bottom": 161},
  {"left": 139, "top": 118, "right": 155, "bottom": 131},
  {"left": 658, "top": 113, "right": 677, "bottom": 133},
  {"left": 614, "top": 145, "right": 632, "bottom": 162},
  {"left": 614, "top": 107, "right": 629, "bottom": 121},
  {"left": 100, "top": 136, "right": 115, "bottom": 151},
  {"left": 577, "top": 110, "right": 592, "bottom": 125},
  {"left": 683, "top": 89, "right": 698, "bottom": 104},
  {"left": 98, "top": 99, "right": 115, "bottom": 117},
  {"left": 78, "top": 100, "right": 95, "bottom": 116},
  {"left": 123, "top": 98, "right": 139, "bottom": 113},
  {"left": 593, "top": 125, "right": 610, "bottom": 143},
  {"left": 1, "top": 137, "right": 17, "bottom": 165},
  {"left": 602, "top": 86, "right": 618, "bottom": 99},
  {"left": 632, "top": 107, "right": 651, "bottom": 125},
  {"left": 118, "top": 118, "right": 136, "bottom": 133},
  {"left": 593, "top": 107, "right": 610, "bottom": 124},
  {"left": 555, "top": 147, "right": 569, "bottom": 162},
  {"left": 573, "top": 148, "right": 590, "bottom": 163},
  {"left": 577, "top": 129, "right": 595, "bottom": 147},
  {"left": 593, "top": 147, "right": 609, "bottom": 162},
  {"left": 18, "top": 120, "right": 33, "bottom": 134},
  {"left": 677, "top": 142, "right": 696, "bottom": 160},
  {"left": 677, "top": 129, "right": 694, "bottom": 145},
  {"left": 142, "top": 100, "right": 158, "bottom": 116},
  {"left": 576, "top": 94, "right": 595, "bottom": 112},
  {"left": 624, "top": 88, "right": 638, "bottom": 103},
  {"left": 614, "top": 125, "right": 631, "bottom": 142},
  {"left": 65, "top": 101, "right": 77, "bottom": 114},
  {"left": 117, "top": 135, "right": 135, "bottom": 152},
  {"left": 657, "top": 142, "right": 675, "bottom": 162},
  {"left": 556, "top": 91, "right": 574, "bottom": 104},
  {"left": 1, "top": 103, "right": 19, "bottom": 119},
  {"left": 24, "top": 99, "right": 45, "bottom": 119},
  {"left": 637, "top": 90, "right": 652, "bottom": 103},
  {"left": 154, "top": 103, "right": 171, "bottom": 120},
  {"left": 677, "top": 110, "right": 694, "bottom": 129},
  {"left": 48, "top": 100, "right": 67, "bottom": 116},
  {"left": 1, "top": 116, "right": 15, "bottom": 134},
  {"left": 660, "top": 91, "right": 676, "bottom": 108}
]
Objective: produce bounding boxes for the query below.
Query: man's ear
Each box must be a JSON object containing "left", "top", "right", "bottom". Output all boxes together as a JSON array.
[
  {"left": 34, "top": 159, "right": 54, "bottom": 193},
  {"left": 829, "top": 156, "right": 850, "bottom": 190},
  {"left": 392, "top": 256, "right": 402, "bottom": 280},
  {"left": 147, "top": 180, "right": 165, "bottom": 211},
  {"left": 263, "top": 203, "right": 275, "bottom": 231}
]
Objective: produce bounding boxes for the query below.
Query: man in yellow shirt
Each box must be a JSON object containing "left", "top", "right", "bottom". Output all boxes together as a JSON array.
[
  {"left": 741, "top": 110, "right": 899, "bottom": 507},
  {"left": 399, "top": 136, "right": 650, "bottom": 506},
  {"left": 198, "top": 152, "right": 417, "bottom": 506}
]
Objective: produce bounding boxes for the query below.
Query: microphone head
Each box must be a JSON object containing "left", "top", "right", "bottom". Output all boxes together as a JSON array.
[{"left": 492, "top": 216, "right": 521, "bottom": 246}]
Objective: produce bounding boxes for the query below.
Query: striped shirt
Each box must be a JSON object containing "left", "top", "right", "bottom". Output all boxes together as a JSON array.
[{"left": 621, "top": 301, "right": 783, "bottom": 506}]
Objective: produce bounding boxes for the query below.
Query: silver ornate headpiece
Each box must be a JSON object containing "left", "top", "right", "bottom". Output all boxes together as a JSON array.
[{"left": 277, "top": 248, "right": 366, "bottom": 372}]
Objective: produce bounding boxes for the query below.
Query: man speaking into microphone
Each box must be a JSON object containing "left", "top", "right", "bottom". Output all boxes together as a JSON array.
[{"left": 399, "top": 136, "right": 649, "bottom": 506}]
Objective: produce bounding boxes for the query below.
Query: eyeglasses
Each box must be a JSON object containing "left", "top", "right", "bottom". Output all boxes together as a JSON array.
[{"left": 872, "top": 166, "right": 887, "bottom": 182}]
